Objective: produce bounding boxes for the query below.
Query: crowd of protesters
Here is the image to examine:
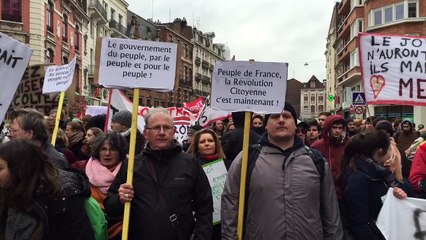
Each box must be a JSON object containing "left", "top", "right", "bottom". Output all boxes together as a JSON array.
[{"left": 0, "top": 105, "right": 425, "bottom": 239}]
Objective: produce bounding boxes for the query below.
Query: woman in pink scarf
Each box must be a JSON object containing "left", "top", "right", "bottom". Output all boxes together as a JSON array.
[{"left": 87, "top": 132, "right": 128, "bottom": 239}]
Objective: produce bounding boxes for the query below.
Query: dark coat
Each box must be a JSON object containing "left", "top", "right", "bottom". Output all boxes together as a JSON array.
[
  {"left": 42, "top": 142, "right": 69, "bottom": 169},
  {"left": 3, "top": 169, "right": 94, "bottom": 240},
  {"left": 341, "top": 157, "right": 412, "bottom": 240},
  {"left": 104, "top": 141, "right": 213, "bottom": 240}
]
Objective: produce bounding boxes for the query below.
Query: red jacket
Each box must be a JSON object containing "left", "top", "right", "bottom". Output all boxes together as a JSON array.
[
  {"left": 311, "top": 115, "right": 348, "bottom": 198},
  {"left": 409, "top": 142, "right": 426, "bottom": 193}
]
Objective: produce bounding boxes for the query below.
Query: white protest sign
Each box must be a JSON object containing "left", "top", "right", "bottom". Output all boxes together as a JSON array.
[
  {"left": 0, "top": 32, "right": 32, "bottom": 123},
  {"left": 97, "top": 38, "right": 177, "bottom": 90},
  {"left": 377, "top": 188, "right": 426, "bottom": 240},
  {"left": 211, "top": 61, "right": 287, "bottom": 113},
  {"left": 202, "top": 159, "right": 227, "bottom": 224},
  {"left": 359, "top": 33, "right": 426, "bottom": 106},
  {"left": 195, "top": 104, "right": 230, "bottom": 128},
  {"left": 85, "top": 105, "right": 108, "bottom": 116},
  {"left": 42, "top": 57, "right": 76, "bottom": 94}
]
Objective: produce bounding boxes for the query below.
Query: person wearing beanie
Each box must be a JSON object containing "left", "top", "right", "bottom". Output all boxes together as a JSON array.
[
  {"left": 311, "top": 114, "right": 348, "bottom": 199},
  {"left": 394, "top": 118, "right": 420, "bottom": 155},
  {"left": 111, "top": 110, "right": 145, "bottom": 154},
  {"left": 222, "top": 101, "right": 343, "bottom": 239}
]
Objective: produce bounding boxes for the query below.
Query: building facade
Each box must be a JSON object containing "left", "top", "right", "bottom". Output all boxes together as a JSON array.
[
  {"left": 300, "top": 76, "right": 326, "bottom": 120},
  {"left": 286, "top": 78, "right": 304, "bottom": 117},
  {"left": 331, "top": 0, "right": 426, "bottom": 124},
  {"left": 325, "top": 2, "right": 339, "bottom": 113}
]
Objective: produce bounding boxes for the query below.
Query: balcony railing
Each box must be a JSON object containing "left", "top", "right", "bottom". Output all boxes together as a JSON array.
[
  {"left": 109, "top": 19, "right": 127, "bottom": 36},
  {"left": 195, "top": 73, "right": 202, "bottom": 82},
  {"left": 195, "top": 57, "right": 201, "bottom": 66},
  {"left": 88, "top": 0, "right": 107, "bottom": 20}
]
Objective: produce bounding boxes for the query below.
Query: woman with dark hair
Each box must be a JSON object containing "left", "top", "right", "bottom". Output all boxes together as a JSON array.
[
  {"left": 187, "top": 128, "right": 226, "bottom": 240},
  {"left": 0, "top": 139, "right": 94, "bottom": 239},
  {"left": 87, "top": 132, "right": 128, "bottom": 239},
  {"left": 211, "top": 119, "right": 225, "bottom": 139},
  {"left": 340, "top": 130, "right": 408, "bottom": 240},
  {"left": 81, "top": 127, "right": 104, "bottom": 159}
]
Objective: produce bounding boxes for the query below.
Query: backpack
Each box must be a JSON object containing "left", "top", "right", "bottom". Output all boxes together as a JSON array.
[{"left": 84, "top": 197, "right": 108, "bottom": 240}]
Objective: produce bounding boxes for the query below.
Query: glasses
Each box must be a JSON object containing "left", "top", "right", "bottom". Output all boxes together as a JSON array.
[{"left": 146, "top": 125, "right": 175, "bottom": 134}]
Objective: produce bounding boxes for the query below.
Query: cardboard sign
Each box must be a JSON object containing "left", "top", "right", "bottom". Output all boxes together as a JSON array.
[
  {"left": 359, "top": 33, "right": 426, "bottom": 106},
  {"left": 43, "top": 57, "right": 76, "bottom": 94},
  {"left": 377, "top": 188, "right": 426, "bottom": 240},
  {"left": 202, "top": 159, "right": 227, "bottom": 224},
  {"left": 211, "top": 61, "right": 287, "bottom": 113},
  {"left": 0, "top": 32, "right": 32, "bottom": 122},
  {"left": 96, "top": 38, "right": 177, "bottom": 90},
  {"left": 11, "top": 65, "right": 58, "bottom": 115}
]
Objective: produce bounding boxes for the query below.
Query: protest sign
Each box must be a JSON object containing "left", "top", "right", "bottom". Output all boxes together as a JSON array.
[
  {"left": 377, "top": 188, "right": 426, "bottom": 240},
  {"left": 0, "top": 32, "right": 32, "bottom": 123},
  {"left": 85, "top": 105, "right": 108, "bottom": 116},
  {"left": 202, "top": 159, "right": 227, "bottom": 224},
  {"left": 195, "top": 104, "right": 230, "bottom": 128},
  {"left": 11, "top": 65, "right": 58, "bottom": 115},
  {"left": 96, "top": 38, "right": 177, "bottom": 90},
  {"left": 184, "top": 96, "right": 204, "bottom": 114},
  {"left": 211, "top": 61, "right": 287, "bottom": 113},
  {"left": 43, "top": 57, "right": 77, "bottom": 94},
  {"left": 359, "top": 33, "right": 426, "bottom": 106},
  {"left": 110, "top": 89, "right": 202, "bottom": 142}
]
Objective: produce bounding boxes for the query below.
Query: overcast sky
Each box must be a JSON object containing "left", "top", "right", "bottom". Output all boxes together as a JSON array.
[{"left": 126, "top": 0, "right": 337, "bottom": 83}]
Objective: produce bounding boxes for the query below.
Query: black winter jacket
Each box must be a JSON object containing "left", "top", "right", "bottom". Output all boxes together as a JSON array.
[{"left": 104, "top": 141, "right": 213, "bottom": 240}]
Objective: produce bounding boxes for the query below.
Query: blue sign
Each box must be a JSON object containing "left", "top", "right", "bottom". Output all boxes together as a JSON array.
[{"left": 352, "top": 92, "right": 366, "bottom": 106}]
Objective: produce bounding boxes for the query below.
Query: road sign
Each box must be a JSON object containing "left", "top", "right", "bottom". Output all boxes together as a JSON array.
[
  {"left": 352, "top": 92, "right": 366, "bottom": 106},
  {"left": 355, "top": 106, "right": 365, "bottom": 115}
]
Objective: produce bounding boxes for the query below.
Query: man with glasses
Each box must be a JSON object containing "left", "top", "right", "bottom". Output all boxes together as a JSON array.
[
  {"left": 8, "top": 108, "right": 68, "bottom": 169},
  {"left": 105, "top": 107, "right": 213, "bottom": 239}
]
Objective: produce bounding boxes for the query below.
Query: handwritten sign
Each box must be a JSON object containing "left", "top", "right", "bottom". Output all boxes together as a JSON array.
[
  {"left": 211, "top": 61, "right": 287, "bottom": 113},
  {"left": 11, "top": 65, "right": 58, "bottom": 115},
  {"left": 0, "top": 32, "right": 32, "bottom": 123},
  {"left": 377, "top": 188, "right": 426, "bottom": 240},
  {"left": 43, "top": 57, "right": 76, "bottom": 94},
  {"left": 96, "top": 38, "right": 177, "bottom": 90},
  {"left": 359, "top": 33, "right": 426, "bottom": 106},
  {"left": 202, "top": 159, "right": 227, "bottom": 224}
]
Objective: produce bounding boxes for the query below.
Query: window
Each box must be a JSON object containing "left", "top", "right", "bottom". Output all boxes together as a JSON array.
[
  {"left": 118, "top": 14, "right": 122, "bottom": 25},
  {"left": 395, "top": 3, "right": 404, "bottom": 20},
  {"left": 408, "top": 2, "right": 417, "bottom": 18},
  {"left": 318, "top": 105, "right": 324, "bottom": 112},
  {"left": 350, "top": 48, "right": 359, "bottom": 68},
  {"left": 46, "top": 48, "right": 54, "bottom": 63},
  {"left": 311, "top": 106, "right": 316, "bottom": 113},
  {"left": 373, "top": 9, "right": 382, "bottom": 25},
  {"left": 62, "top": 14, "right": 68, "bottom": 43},
  {"left": 318, "top": 95, "right": 324, "bottom": 103},
  {"left": 63, "top": 56, "right": 68, "bottom": 64},
  {"left": 90, "top": 21, "right": 94, "bottom": 36},
  {"left": 46, "top": 1, "right": 54, "bottom": 33},
  {"left": 384, "top": 6, "right": 393, "bottom": 23},
  {"left": 110, "top": 8, "right": 115, "bottom": 20},
  {"left": 311, "top": 95, "right": 315, "bottom": 103},
  {"left": 350, "top": 19, "right": 363, "bottom": 39},
  {"left": 75, "top": 25, "right": 80, "bottom": 51},
  {"left": 2, "top": 0, "right": 21, "bottom": 22},
  {"left": 304, "top": 94, "right": 308, "bottom": 102}
]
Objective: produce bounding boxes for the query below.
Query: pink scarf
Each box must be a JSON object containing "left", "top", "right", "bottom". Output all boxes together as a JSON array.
[{"left": 85, "top": 157, "right": 122, "bottom": 194}]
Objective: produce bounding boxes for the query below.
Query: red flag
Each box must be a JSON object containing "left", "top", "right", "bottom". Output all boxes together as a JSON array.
[
  {"left": 184, "top": 96, "right": 205, "bottom": 114},
  {"left": 93, "top": 87, "right": 99, "bottom": 98}
]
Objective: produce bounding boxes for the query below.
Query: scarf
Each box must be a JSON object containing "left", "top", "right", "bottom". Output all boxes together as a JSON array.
[
  {"left": 200, "top": 153, "right": 220, "bottom": 162},
  {"left": 85, "top": 157, "right": 122, "bottom": 194},
  {"left": 360, "top": 156, "right": 399, "bottom": 187},
  {"left": 67, "top": 131, "right": 84, "bottom": 147}
]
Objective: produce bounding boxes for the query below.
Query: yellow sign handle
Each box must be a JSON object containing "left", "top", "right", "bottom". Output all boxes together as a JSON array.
[
  {"left": 237, "top": 111, "right": 251, "bottom": 239},
  {"left": 121, "top": 89, "right": 139, "bottom": 240},
  {"left": 51, "top": 91, "right": 65, "bottom": 146}
]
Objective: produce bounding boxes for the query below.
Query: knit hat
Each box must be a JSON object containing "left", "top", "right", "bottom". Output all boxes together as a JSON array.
[
  {"left": 265, "top": 101, "right": 298, "bottom": 124},
  {"left": 112, "top": 110, "right": 132, "bottom": 128},
  {"left": 375, "top": 120, "right": 394, "bottom": 136}
]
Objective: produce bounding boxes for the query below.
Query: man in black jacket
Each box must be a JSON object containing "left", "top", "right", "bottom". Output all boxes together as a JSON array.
[
  {"left": 104, "top": 107, "right": 213, "bottom": 239},
  {"left": 221, "top": 111, "right": 260, "bottom": 170}
]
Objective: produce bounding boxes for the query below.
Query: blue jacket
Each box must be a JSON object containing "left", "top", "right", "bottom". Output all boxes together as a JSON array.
[{"left": 341, "top": 157, "right": 390, "bottom": 240}]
